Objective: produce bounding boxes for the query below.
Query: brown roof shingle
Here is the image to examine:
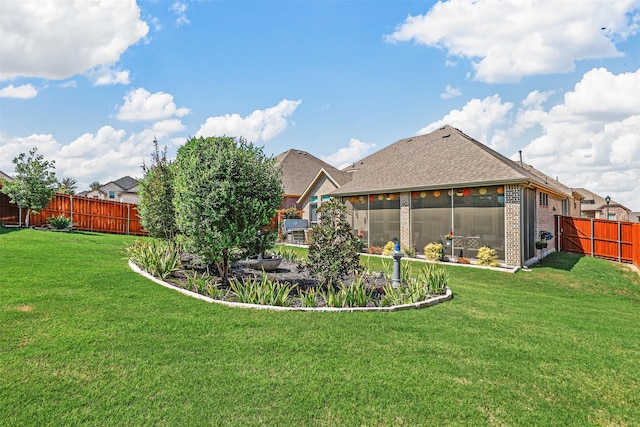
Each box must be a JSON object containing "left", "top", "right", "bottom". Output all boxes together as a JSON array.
[
  {"left": 333, "top": 125, "right": 573, "bottom": 196},
  {"left": 276, "top": 149, "right": 343, "bottom": 196}
]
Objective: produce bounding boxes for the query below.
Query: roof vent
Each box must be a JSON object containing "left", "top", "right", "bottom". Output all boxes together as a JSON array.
[
  {"left": 442, "top": 134, "right": 450, "bottom": 138},
  {"left": 407, "top": 138, "right": 413, "bottom": 142}
]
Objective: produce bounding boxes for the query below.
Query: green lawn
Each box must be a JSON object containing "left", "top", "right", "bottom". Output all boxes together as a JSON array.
[{"left": 2, "top": 228, "right": 639, "bottom": 426}]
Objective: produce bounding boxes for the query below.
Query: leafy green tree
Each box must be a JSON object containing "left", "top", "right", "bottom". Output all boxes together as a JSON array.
[
  {"left": 89, "top": 181, "right": 101, "bottom": 191},
  {"left": 308, "top": 198, "right": 362, "bottom": 287},
  {"left": 57, "top": 177, "right": 77, "bottom": 195},
  {"left": 0, "top": 147, "right": 57, "bottom": 227},
  {"left": 173, "top": 136, "right": 283, "bottom": 283},
  {"left": 137, "top": 139, "right": 177, "bottom": 240}
]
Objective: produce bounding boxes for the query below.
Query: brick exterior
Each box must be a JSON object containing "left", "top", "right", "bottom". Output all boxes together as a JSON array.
[
  {"left": 280, "top": 196, "right": 300, "bottom": 210},
  {"left": 400, "top": 192, "right": 411, "bottom": 249},
  {"left": 535, "top": 192, "right": 560, "bottom": 250},
  {"left": 505, "top": 185, "right": 521, "bottom": 266}
]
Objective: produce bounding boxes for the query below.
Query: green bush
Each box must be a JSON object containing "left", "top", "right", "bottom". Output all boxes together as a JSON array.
[
  {"left": 424, "top": 242, "right": 445, "bottom": 261},
  {"left": 476, "top": 246, "right": 500, "bottom": 267},
  {"left": 126, "top": 239, "right": 182, "bottom": 279},
  {"left": 403, "top": 245, "right": 417, "bottom": 258},
  {"left": 229, "top": 273, "right": 295, "bottom": 306},
  {"left": 47, "top": 215, "right": 73, "bottom": 229},
  {"left": 308, "top": 199, "right": 362, "bottom": 286}
]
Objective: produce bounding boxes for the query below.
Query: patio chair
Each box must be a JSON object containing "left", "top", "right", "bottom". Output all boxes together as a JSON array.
[
  {"left": 451, "top": 235, "right": 465, "bottom": 257},
  {"left": 465, "top": 236, "right": 481, "bottom": 257}
]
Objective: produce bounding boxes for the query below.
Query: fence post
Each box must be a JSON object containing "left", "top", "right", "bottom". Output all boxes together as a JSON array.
[
  {"left": 70, "top": 195, "right": 73, "bottom": 225},
  {"left": 618, "top": 221, "right": 622, "bottom": 262},
  {"left": 590, "top": 219, "right": 594, "bottom": 257},
  {"left": 127, "top": 204, "right": 130, "bottom": 235}
]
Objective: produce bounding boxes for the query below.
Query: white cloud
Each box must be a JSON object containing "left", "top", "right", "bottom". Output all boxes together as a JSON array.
[
  {"left": 59, "top": 80, "right": 77, "bottom": 88},
  {"left": 196, "top": 99, "right": 302, "bottom": 142},
  {"left": 171, "top": 2, "right": 190, "bottom": 27},
  {"left": 152, "top": 119, "right": 186, "bottom": 136},
  {"left": 513, "top": 68, "right": 640, "bottom": 210},
  {"left": 386, "top": 0, "right": 640, "bottom": 83},
  {"left": 418, "top": 94, "right": 514, "bottom": 146},
  {"left": 322, "top": 138, "right": 376, "bottom": 169},
  {"left": 87, "top": 65, "right": 131, "bottom": 86},
  {"left": 116, "top": 88, "right": 190, "bottom": 122},
  {"left": 440, "top": 84, "right": 461, "bottom": 99},
  {"left": 0, "top": 84, "right": 38, "bottom": 99},
  {"left": 0, "top": 126, "right": 159, "bottom": 191},
  {"left": 0, "top": 0, "right": 149, "bottom": 81}
]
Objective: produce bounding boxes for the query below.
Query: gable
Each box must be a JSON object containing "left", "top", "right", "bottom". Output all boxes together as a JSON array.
[{"left": 276, "top": 149, "right": 343, "bottom": 196}]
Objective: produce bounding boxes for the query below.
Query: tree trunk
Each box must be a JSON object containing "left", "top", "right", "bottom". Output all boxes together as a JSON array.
[
  {"left": 222, "top": 249, "right": 229, "bottom": 284},
  {"left": 25, "top": 209, "right": 31, "bottom": 228}
]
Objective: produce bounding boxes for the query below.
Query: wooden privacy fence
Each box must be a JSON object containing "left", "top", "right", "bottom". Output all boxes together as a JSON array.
[
  {"left": 0, "top": 192, "right": 146, "bottom": 235},
  {"left": 556, "top": 215, "right": 640, "bottom": 268}
]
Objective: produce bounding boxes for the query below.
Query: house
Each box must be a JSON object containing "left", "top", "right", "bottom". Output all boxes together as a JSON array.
[
  {"left": 575, "top": 188, "right": 630, "bottom": 221},
  {"left": 297, "top": 125, "right": 583, "bottom": 267},
  {"left": 275, "top": 149, "right": 344, "bottom": 210},
  {"left": 0, "top": 170, "right": 13, "bottom": 182},
  {"left": 86, "top": 176, "right": 139, "bottom": 204}
]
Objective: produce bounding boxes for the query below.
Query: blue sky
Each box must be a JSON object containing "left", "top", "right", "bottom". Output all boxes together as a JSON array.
[{"left": 1, "top": 0, "right": 639, "bottom": 211}]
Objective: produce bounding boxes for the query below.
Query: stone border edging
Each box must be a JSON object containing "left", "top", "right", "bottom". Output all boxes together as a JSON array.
[{"left": 129, "top": 260, "right": 453, "bottom": 312}]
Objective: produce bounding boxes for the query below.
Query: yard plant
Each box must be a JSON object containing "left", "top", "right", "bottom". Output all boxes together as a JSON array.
[
  {"left": 173, "top": 136, "right": 283, "bottom": 284},
  {"left": 2, "top": 228, "right": 639, "bottom": 426}
]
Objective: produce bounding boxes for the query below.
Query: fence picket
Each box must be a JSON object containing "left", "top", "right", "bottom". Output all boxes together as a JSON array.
[
  {"left": 0, "top": 192, "right": 147, "bottom": 236},
  {"left": 557, "top": 215, "right": 639, "bottom": 268}
]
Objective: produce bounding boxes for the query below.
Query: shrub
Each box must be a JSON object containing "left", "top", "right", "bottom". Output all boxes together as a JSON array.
[
  {"left": 403, "top": 245, "right": 417, "bottom": 258},
  {"left": 367, "top": 246, "right": 383, "bottom": 255},
  {"left": 126, "top": 239, "right": 181, "bottom": 279},
  {"left": 230, "top": 273, "right": 294, "bottom": 306},
  {"left": 382, "top": 241, "right": 396, "bottom": 256},
  {"left": 138, "top": 140, "right": 177, "bottom": 240},
  {"left": 308, "top": 199, "right": 362, "bottom": 286},
  {"left": 424, "top": 242, "right": 445, "bottom": 261},
  {"left": 476, "top": 246, "right": 500, "bottom": 267},
  {"left": 48, "top": 215, "right": 72, "bottom": 229}
]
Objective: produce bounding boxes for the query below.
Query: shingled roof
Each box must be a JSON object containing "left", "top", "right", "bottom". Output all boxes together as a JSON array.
[
  {"left": 275, "top": 149, "right": 343, "bottom": 196},
  {"left": 333, "top": 125, "right": 573, "bottom": 197},
  {"left": 111, "top": 176, "right": 138, "bottom": 190},
  {"left": 0, "top": 171, "right": 13, "bottom": 182}
]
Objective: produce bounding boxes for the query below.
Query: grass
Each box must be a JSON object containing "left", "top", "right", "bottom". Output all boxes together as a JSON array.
[{"left": 2, "top": 229, "right": 640, "bottom": 426}]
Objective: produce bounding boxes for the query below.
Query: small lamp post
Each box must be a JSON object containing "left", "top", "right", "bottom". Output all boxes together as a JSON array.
[
  {"left": 392, "top": 241, "right": 403, "bottom": 289},
  {"left": 605, "top": 195, "right": 611, "bottom": 219}
]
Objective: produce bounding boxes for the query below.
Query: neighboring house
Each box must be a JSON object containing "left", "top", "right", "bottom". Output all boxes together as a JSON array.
[
  {"left": 275, "top": 149, "right": 344, "bottom": 210},
  {"left": 86, "top": 176, "right": 139, "bottom": 204},
  {"left": 630, "top": 212, "right": 640, "bottom": 223},
  {"left": 298, "top": 125, "right": 583, "bottom": 267},
  {"left": 0, "top": 170, "right": 13, "bottom": 182},
  {"left": 576, "top": 188, "right": 630, "bottom": 221}
]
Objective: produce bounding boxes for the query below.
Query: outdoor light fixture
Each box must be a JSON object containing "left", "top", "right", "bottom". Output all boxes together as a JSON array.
[{"left": 605, "top": 195, "right": 611, "bottom": 219}]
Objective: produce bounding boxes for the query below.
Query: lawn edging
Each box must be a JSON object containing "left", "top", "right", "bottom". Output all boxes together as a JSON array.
[{"left": 129, "top": 260, "right": 453, "bottom": 312}]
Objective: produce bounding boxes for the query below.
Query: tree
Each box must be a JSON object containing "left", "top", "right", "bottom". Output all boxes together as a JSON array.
[
  {"left": 137, "top": 139, "right": 177, "bottom": 240},
  {"left": 0, "top": 147, "right": 57, "bottom": 227},
  {"left": 90, "top": 181, "right": 101, "bottom": 191},
  {"left": 57, "top": 177, "right": 77, "bottom": 195},
  {"left": 307, "top": 198, "right": 362, "bottom": 287},
  {"left": 173, "top": 136, "right": 283, "bottom": 283}
]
